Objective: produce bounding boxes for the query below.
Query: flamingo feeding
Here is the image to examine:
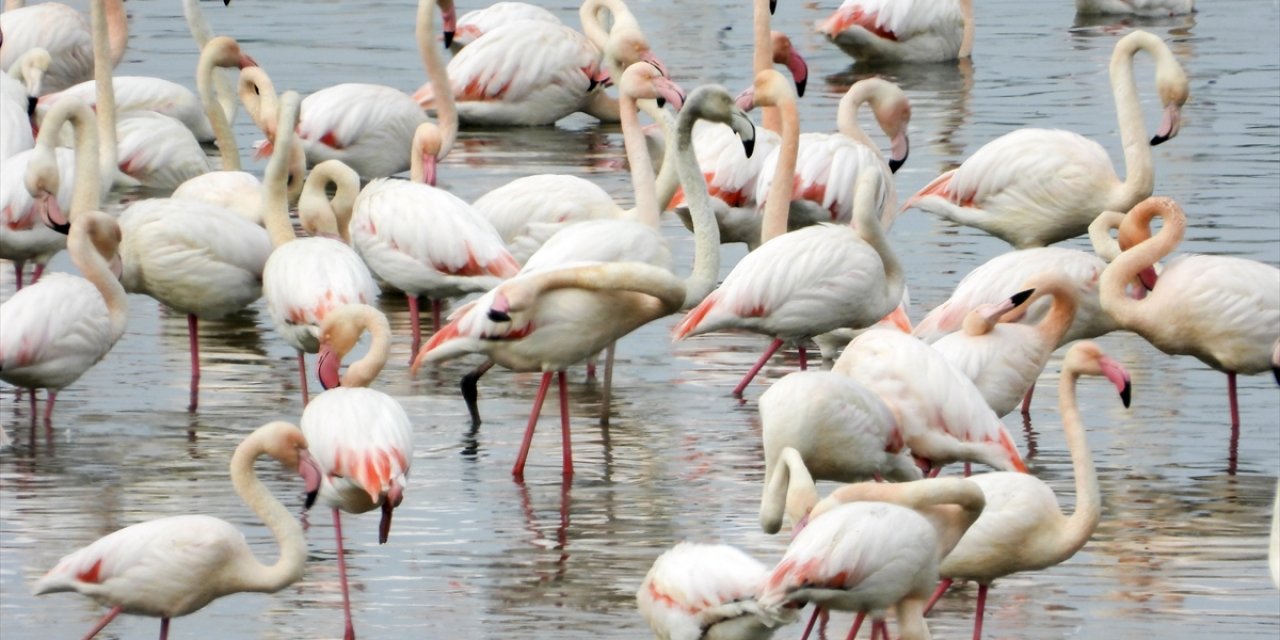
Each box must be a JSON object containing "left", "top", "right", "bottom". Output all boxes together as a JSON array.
[
  {"left": 923, "top": 341, "right": 1131, "bottom": 639},
  {"left": 818, "top": 0, "right": 976, "bottom": 63},
  {"left": 903, "top": 30, "right": 1189, "bottom": 249},
  {"left": 32, "top": 420, "right": 321, "bottom": 640},
  {"left": 304, "top": 303, "right": 414, "bottom": 640},
  {"left": 1098, "top": 196, "right": 1280, "bottom": 447}
]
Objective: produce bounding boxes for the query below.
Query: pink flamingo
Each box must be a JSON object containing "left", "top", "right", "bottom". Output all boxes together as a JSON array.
[
  {"left": 447, "top": 2, "right": 561, "bottom": 51},
  {"left": 0, "top": 0, "right": 127, "bottom": 95},
  {"left": 923, "top": 341, "right": 1131, "bottom": 640},
  {"left": 305, "top": 304, "right": 414, "bottom": 640},
  {"left": 818, "top": 0, "right": 975, "bottom": 63},
  {"left": 32, "top": 421, "right": 321, "bottom": 640},
  {"left": 0, "top": 118, "right": 75, "bottom": 290},
  {"left": 637, "top": 542, "right": 797, "bottom": 640},
  {"left": 1099, "top": 196, "right": 1280, "bottom": 447},
  {"left": 904, "top": 30, "right": 1189, "bottom": 249}
]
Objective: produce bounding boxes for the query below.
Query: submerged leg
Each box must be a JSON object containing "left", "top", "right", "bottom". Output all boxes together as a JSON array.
[
  {"left": 12, "top": 259, "right": 24, "bottom": 291},
  {"left": 798, "top": 344, "right": 808, "bottom": 371},
  {"left": 333, "top": 509, "right": 357, "bottom": 640},
  {"left": 461, "top": 360, "right": 495, "bottom": 427},
  {"left": 798, "top": 606, "right": 822, "bottom": 640},
  {"left": 1020, "top": 382, "right": 1035, "bottom": 415},
  {"left": 601, "top": 342, "right": 616, "bottom": 424},
  {"left": 43, "top": 390, "right": 57, "bottom": 424},
  {"left": 1227, "top": 371, "right": 1240, "bottom": 474},
  {"left": 159, "top": 618, "right": 170, "bottom": 640},
  {"left": 558, "top": 370, "right": 573, "bottom": 481},
  {"left": 512, "top": 372, "right": 555, "bottom": 480},
  {"left": 187, "top": 314, "right": 201, "bottom": 412},
  {"left": 732, "top": 338, "right": 784, "bottom": 397}
]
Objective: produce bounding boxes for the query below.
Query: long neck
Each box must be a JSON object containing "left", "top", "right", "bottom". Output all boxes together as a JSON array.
[
  {"left": 91, "top": 0, "right": 119, "bottom": 188},
  {"left": 578, "top": 0, "right": 611, "bottom": 51},
  {"left": 344, "top": 309, "right": 393, "bottom": 388},
  {"left": 852, "top": 168, "right": 905, "bottom": 310},
  {"left": 238, "top": 67, "right": 279, "bottom": 136},
  {"left": 1099, "top": 199, "right": 1183, "bottom": 329},
  {"left": 1054, "top": 362, "right": 1101, "bottom": 560},
  {"left": 836, "top": 86, "right": 876, "bottom": 147},
  {"left": 262, "top": 95, "right": 300, "bottom": 248},
  {"left": 817, "top": 478, "right": 984, "bottom": 559},
  {"left": 958, "top": 0, "right": 975, "bottom": 59},
  {"left": 751, "top": 0, "right": 779, "bottom": 132},
  {"left": 507, "top": 262, "right": 686, "bottom": 319},
  {"left": 1031, "top": 281, "right": 1078, "bottom": 347},
  {"left": 102, "top": 0, "right": 129, "bottom": 68},
  {"left": 68, "top": 218, "right": 127, "bottom": 342},
  {"left": 1088, "top": 210, "right": 1126, "bottom": 261},
  {"left": 759, "top": 447, "right": 817, "bottom": 534},
  {"left": 759, "top": 96, "right": 799, "bottom": 244},
  {"left": 639, "top": 101, "right": 680, "bottom": 211},
  {"left": 1107, "top": 34, "right": 1157, "bottom": 209},
  {"left": 673, "top": 103, "right": 721, "bottom": 307},
  {"left": 197, "top": 47, "right": 240, "bottom": 171},
  {"left": 37, "top": 102, "right": 102, "bottom": 219},
  {"left": 418, "top": 0, "right": 456, "bottom": 158},
  {"left": 620, "top": 92, "right": 659, "bottom": 227},
  {"left": 227, "top": 425, "right": 308, "bottom": 593},
  {"left": 182, "top": 0, "right": 237, "bottom": 125}
]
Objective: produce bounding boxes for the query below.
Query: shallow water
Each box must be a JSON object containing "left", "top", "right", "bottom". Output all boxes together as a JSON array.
[{"left": 2, "top": 0, "right": 1278, "bottom": 638}]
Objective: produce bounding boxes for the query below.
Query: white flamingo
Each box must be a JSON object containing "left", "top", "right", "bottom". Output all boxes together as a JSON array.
[
  {"left": 0, "top": 0, "right": 127, "bottom": 95},
  {"left": 32, "top": 420, "right": 321, "bottom": 640},
  {"left": 447, "top": 1, "right": 561, "bottom": 51},
  {"left": 818, "top": 0, "right": 976, "bottom": 63},
  {"left": 904, "top": 30, "right": 1189, "bottom": 248},
  {"left": 1076, "top": 0, "right": 1194, "bottom": 16},
  {"left": 1, "top": 47, "right": 49, "bottom": 161}
]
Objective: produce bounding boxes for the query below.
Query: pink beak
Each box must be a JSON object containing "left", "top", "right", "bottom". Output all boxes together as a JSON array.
[
  {"left": 1098, "top": 355, "right": 1132, "bottom": 408},
  {"left": 316, "top": 344, "right": 342, "bottom": 390}
]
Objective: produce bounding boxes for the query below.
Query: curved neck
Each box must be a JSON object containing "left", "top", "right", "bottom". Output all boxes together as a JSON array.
[
  {"left": 673, "top": 101, "right": 722, "bottom": 307},
  {"left": 836, "top": 84, "right": 876, "bottom": 148},
  {"left": 418, "top": 0, "right": 456, "bottom": 158},
  {"left": 36, "top": 101, "right": 102, "bottom": 219},
  {"left": 262, "top": 94, "right": 300, "bottom": 248},
  {"left": 817, "top": 478, "right": 984, "bottom": 559},
  {"left": 182, "top": 0, "right": 236, "bottom": 125},
  {"left": 1099, "top": 199, "right": 1183, "bottom": 329},
  {"left": 238, "top": 67, "right": 279, "bottom": 138},
  {"left": 343, "top": 308, "right": 393, "bottom": 388},
  {"left": 501, "top": 262, "right": 686, "bottom": 319},
  {"left": 299, "top": 160, "right": 360, "bottom": 244},
  {"left": 620, "top": 91, "right": 659, "bottom": 227},
  {"left": 578, "top": 0, "right": 612, "bottom": 51},
  {"left": 639, "top": 101, "right": 680, "bottom": 211},
  {"left": 1088, "top": 210, "right": 1126, "bottom": 261},
  {"left": 1055, "top": 359, "right": 1101, "bottom": 558},
  {"left": 68, "top": 215, "right": 127, "bottom": 341},
  {"left": 759, "top": 448, "right": 817, "bottom": 534},
  {"left": 227, "top": 424, "right": 308, "bottom": 593},
  {"left": 91, "top": 0, "right": 119, "bottom": 188},
  {"left": 197, "top": 44, "right": 240, "bottom": 171},
  {"left": 852, "top": 168, "right": 905, "bottom": 308},
  {"left": 958, "top": 0, "right": 975, "bottom": 59},
  {"left": 1107, "top": 34, "right": 1159, "bottom": 209},
  {"left": 1028, "top": 279, "right": 1078, "bottom": 346},
  {"left": 759, "top": 96, "right": 799, "bottom": 244}
]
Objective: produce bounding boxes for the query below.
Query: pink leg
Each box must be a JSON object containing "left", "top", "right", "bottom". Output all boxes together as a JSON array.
[
  {"left": 432, "top": 298, "right": 442, "bottom": 333},
  {"left": 12, "top": 260, "right": 23, "bottom": 291},
  {"left": 42, "top": 390, "right": 57, "bottom": 424},
  {"left": 28, "top": 389, "right": 37, "bottom": 419},
  {"left": 31, "top": 262, "right": 45, "bottom": 284},
  {"left": 159, "top": 618, "right": 170, "bottom": 640},
  {"left": 187, "top": 314, "right": 200, "bottom": 412},
  {"left": 870, "top": 619, "right": 889, "bottom": 640},
  {"left": 408, "top": 295, "right": 421, "bottom": 365},
  {"left": 798, "top": 606, "right": 822, "bottom": 640},
  {"left": 964, "top": 461, "right": 972, "bottom": 477},
  {"left": 558, "top": 370, "right": 573, "bottom": 481},
  {"left": 601, "top": 342, "right": 615, "bottom": 424},
  {"left": 1020, "top": 382, "right": 1035, "bottom": 415},
  {"left": 333, "top": 509, "right": 357, "bottom": 640},
  {"left": 512, "top": 371, "right": 555, "bottom": 480},
  {"left": 297, "top": 351, "right": 310, "bottom": 406},
  {"left": 817, "top": 608, "right": 831, "bottom": 640},
  {"left": 845, "top": 611, "right": 866, "bottom": 640},
  {"left": 79, "top": 605, "right": 122, "bottom": 640},
  {"left": 733, "top": 338, "right": 784, "bottom": 396},
  {"left": 972, "top": 583, "right": 988, "bottom": 640},
  {"left": 923, "top": 577, "right": 953, "bottom": 615},
  {"left": 1227, "top": 372, "right": 1240, "bottom": 474},
  {"left": 798, "top": 344, "right": 808, "bottom": 371},
  {"left": 585, "top": 360, "right": 597, "bottom": 380}
]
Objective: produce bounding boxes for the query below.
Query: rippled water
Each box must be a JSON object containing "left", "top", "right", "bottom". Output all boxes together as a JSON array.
[{"left": 2, "top": 0, "right": 1278, "bottom": 638}]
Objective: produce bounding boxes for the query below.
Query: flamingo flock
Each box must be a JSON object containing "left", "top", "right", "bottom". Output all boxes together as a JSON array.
[{"left": 1, "top": 0, "right": 1276, "bottom": 638}]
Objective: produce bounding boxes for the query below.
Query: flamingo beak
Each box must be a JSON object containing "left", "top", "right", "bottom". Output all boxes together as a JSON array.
[
  {"left": 487, "top": 292, "right": 512, "bottom": 322},
  {"left": 1137, "top": 265, "right": 1158, "bottom": 291},
  {"left": 588, "top": 66, "right": 611, "bottom": 92},
  {"left": 238, "top": 53, "right": 258, "bottom": 69},
  {"left": 786, "top": 49, "right": 809, "bottom": 98},
  {"left": 316, "top": 344, "right": 342, "bottom": 390},
  {"left": 39, "top": 193, "right": 70, "bottom": 235},
  {"left": 1150, "top": 104, "right": 1181, "bottom": 146},
  {"left": 735, "top": 86, "right": 756, "bottom": 112},
  {"left": 442, "top": 4, "right": 458, "bottom": 49},
  {"left": 1098, "top": 355, "right": 1132, "bottom": 408},
  {"left": 730, "top": 109, "right": 756, "bottom": 158},
  {"left": 298, "top": 450, "right": 322, "bottom": 510},
  {"left": 109, "top": 254, "right": 124, "bottom": 281},
  {"left": 421, "top": 152, "right": 438, "bottom": 187},
  {"left": 888, "top": 132, "right": 909, "bottom": 173},
  {"left": 655, "top": 77, "right": 685, "bottom": 112},
  {"left": 769, "top": 0, "right": 777, "bottom": 14},
  {"left": 638, "top": 51, "right": 668, "bottom": 78}
]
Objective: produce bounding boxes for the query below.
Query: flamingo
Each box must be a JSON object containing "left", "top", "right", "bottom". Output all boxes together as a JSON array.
[
  {"left": 755, "top": 78, "right": 911, "bottom": 233},
  {"left": 32, "top": 420, "right": 321, "bottom": 640},
  {"left": 833, "top": 328, "right": 1029, "bottom": 474},
  {"left": 0, "top": 101, "right": 76, "bottom": 290},
  {"left": 0, "top": 209, "right": 124, "bottom": 424},
  {"left": 904, "top": 30, "right": 1189, "bottom": 249},
  {"left": 674, "top": 73, "right": 906, "bottom": 398},
  {"left": 757, "top": 501, "right": 944, "bottom": 640},
  {"left": 759, "top": 372, "right": 921, "bottom": 528},
  {"left": 350, "top": 121, "right": 519, "bottom": 359},
  {"left": 818, "top": 0, "right": 975, "bottom": 63},
  {"left": 932, "top": 272, "right": 1081, "bottom": 418},
  {"left": 1, "top": 47, "right": 49, "bottom": 161},
  {"left": 1099, "top": 196, "right": 1280, "bottom": 443},
  {"left": 447, "top": 1, "right": 561, "bottom": 51},
  {"left": 636, "top": 542, "right": 796, "bottom": 640},
  {"left": 0, "top": 0, "right": 127, "bottom": 95},
  {"left": 922, "top": 341, "right": 1131, "bottom": 639},
  {"left": 304, "top": 303, "right": 413, "bottom": 640},
  {"left": 1076, "top": 0, "right": 1194, "bottom": 16},
  {"left": 470, "top": 174, "right": 628, "bottom": 264},
  {"left": 172, "top": 36, "right": 305, "bottom": 224}
]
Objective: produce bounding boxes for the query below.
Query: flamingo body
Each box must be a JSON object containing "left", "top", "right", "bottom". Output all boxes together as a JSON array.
[
  {"left": 452, "top": 2, "right": 562, "bottom": 50},
  {"left": 818, "top": 0, "right": 968, "bottom": 63},
  {"left": 114, "top": 111, "right": 211, "bottom": 189},
  {"left": 39, "top": 76, "right": 215, "bottom": 142},
  {"left": 171, "top": 171, "right": 266, "bottom": 224},
  {"left": 302, "top": 387, "right": 413, "bottom": 514},
  {"left": 0, "top": 3, "right": 107, "bottom": 94},
  {"left": 294, "top": 83, "right": 428, "bottom": 178},
  {"left": 755, "top": 132, "right": 896, "bottom": 230},
  {"left": 0, "top": 147, "right": 75, "bottom": 267},
  {"left": 263, "top": 238, "right": 378, "bottom": 354},
  {"left": 1076, "top": 0, "right": 1194, "bottom": 15},
  {"left": 0, "top": 273, "right": 118, "bottom": 390},
  {"left": 471, "top": 174, "right": 621, "bottom": 263},
  {"left": 1, "top": 94, "right": 34, "bottom": 162},
  {"left": 637, "top": 542, "right": 791, "bottom": 640}
]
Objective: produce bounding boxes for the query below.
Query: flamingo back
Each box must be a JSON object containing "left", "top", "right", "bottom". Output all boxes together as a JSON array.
[
  {"left": 638, "top": 542, "right": 792, "bottom": 640},
  {"left": 756, "top": 132, "right": 895, "bottom": 229},
  {"left": 0, "top": 273, "right": 114, "bottom": 390},
  {"left": 302, "top": 387, "right": 413, "bottom": 510},
  {"left": 263, "top": 237, "right": 378, "bottom": 353}
]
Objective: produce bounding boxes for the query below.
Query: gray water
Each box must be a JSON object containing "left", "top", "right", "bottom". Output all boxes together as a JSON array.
[{"left": 2, "top": 0, "right": 1278, "bottom": 638}]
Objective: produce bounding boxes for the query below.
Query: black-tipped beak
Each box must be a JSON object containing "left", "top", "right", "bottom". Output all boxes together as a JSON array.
[
  {"left": 769, "top": 0, "right": 777, "bottom": 14},
  {"left": 888, "top": 157, "right": 905, "bottom": 173},
  {"left": 1010, "top": 288, "right": 1034, "bottom": 307},
  {"left": 27, "top": 95, "right": 37, "bottom": 119},
  {"left": 222, "top": 0, "right": 231, "bottom": 6},
  {"left": 1272, "top": 364, "right": 1279, "bottom": 386},
  {"left": 656, "top": 96, "right": 665, "bottom": 108},
  {"left": 487, "top": 309, "right": 511, "bottom": 322},
  {"left": 443, "top": 30, "right": 455, "bottom": 49},
  {"left": 43, "top": 215, "right": 70, "bottom": 235},
  {"left": 1150, "top": 133, "right": 1171, "bottom": 146},
  {"left": 795, "top": 76, "right": 806, "bottom": 98},
  {"left": 304, "top": 489, "right": 318, "bottom": 510},
  {"left": 742, "top": 136, "right": 755, "bottom": 159},
  {"left": 1120, "top": 381, "right": 1132, "bottom": 408},
  {"left": 587, "top": 78, "right": 601, "bottom": 92}
]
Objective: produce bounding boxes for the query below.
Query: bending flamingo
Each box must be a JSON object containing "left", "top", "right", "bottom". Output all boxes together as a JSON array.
[
  {"left": 818, "top": 0, "right": 975, "bottom": 63},
  {"left": 304, "top": 303, "right": 414, "bottom": 640},
  {"left": 904, "top": 30, "right": 1189, "bottom": 248},
  {"left": 1, "top": 47, "right": 49, "bottom": 161},
  {"left": 32, "top": 420, "right": 321, "bottom": 640}
]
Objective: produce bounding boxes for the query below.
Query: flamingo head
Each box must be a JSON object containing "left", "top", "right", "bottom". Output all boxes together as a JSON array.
[
  {"left": 316, "top": 344, "right": 342, "bottom": 390},
  {"left": 1151, "top": 64, "right": 1189, "bottom": 145},
  {"left": 1066, "top": 341, "right": 1133, "bottom": 408},
  {"left": 770, "top": 32, "right": 808, "bottom": 98},
  {"left": 619, "top": 62, "right": 685, "bottom": 111},
  {"left": 379, "top": 483, "right": 405, "bottom": 544},
  {"left": 83, "top": 213, "right": 125, "bottom": 279},
  {"left": 684, "top": 85, "right": 756, "bottom": 159},
  {"left": 871, "top": 89, "right": 912, "bottom": 173},
  {"left": 440, "top": 0, "right": 459, "bottom": 49},
  {"left": 258, "top": 422, "right": 323, "bottom": 509},
  {"left": 412, "top": 123, "right": 444, "bottom": 185},
  {"left": 747, "top": 69, "right": 796, "bottom": 111}
]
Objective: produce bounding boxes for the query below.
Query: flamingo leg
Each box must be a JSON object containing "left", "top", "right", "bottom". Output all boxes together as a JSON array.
[
  {"left": 870, "top": 619, "right": 890, "bottom": 640},
  {"left": 798, "top": 606, "right": 822, "bottom": 640},
  {"left": 159, "top": 617, "right": 170, "bottom": 640},
  {"left": 972, "top": 583, "right": 989, "bottom": 640},
  {"left": 1227, "top": 371, "right": 1240, "bottom": 474},
  {"left": 432, "top": 298, "right": 442, "bottom": 333},
  {"left": 733, "top": 338, "right": 785, "bottom": 396},
  {"left": 585, "top": 359, "right": 597, "bottom": 380},
  {"left": 798, "top": 344, "right": 808, "bottom": 371},
  {"left": 923, "top": 577, "right": 953, "bottom": 615},
  {"left": 408, "top": 295, "right": 422, "bottom": 365},
  {"left": 28, "top": 388, "right": 37, "bottom": 419},
  {"left": 461, "top": 360, "right": 495, "bottom": 427},
  {"left": 332, "top": 509, "right": 357, "bottom": 640},
  {"left": 12, "top": 259, "right": 23, "bottom": 291},
  {"left": 964, "top": 461, "right": 972, "bottom": 477},
  {"left": 845, "top": 611, "right": 866, "bottom": 640},
  {"left": 42, "top": 390, "right": 57, "bottom": 424},
  {"left": 558, "top": 370, "right": 573, "bottom": 481},
  {"left": 187, "top": 314, "right": 200, "bottom": 412},
  {"left": 817, "top": 608, "right": 831, "bottom": 640},
  {"left": 79, "top": 605, "right": 122, "bottom": 640},
  {"left": 601, "top": 342, "right": 616, "bottom": 425},
  {"left": 31, "top": 262, "right": 45, "bottom": 284},
  {"left": 512, "top": 371, "right": 555, "bottom": 479},
  {"left": 297, "top": 351, "right": 310, "bottom": 406},
  {"left": 1020, "top": 382, "right": 1035, "bottom": 414}
]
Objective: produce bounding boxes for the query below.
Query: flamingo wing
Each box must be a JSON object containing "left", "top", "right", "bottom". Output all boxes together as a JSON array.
[
  {"left": 0, "top": 273, "right": 114, "bottom": 387},
  {"left": 446, "top": 23, "right": 598, "bottom": 103},
  {"left": 0, "top": 4, "right": 94, "bottom": 93},
  {"left": 297, "top": 84, "right": 424, "bottom": 152},
  {"left": 758, "top": 132, "right": 893, "bottom": 227},
  {"left": 472, "top": 174, "right": 618, "bottom": 244},
  {"left": 114, "top": 112, "right": 210, "bottom": 189},
  {"left": 639, "top": 543, "right": 791, "bottom": 638},
  {"left": 302, "top": 387, "right": 413, "bottom": 506},
  {"left": 263, "top": 238, "right": 379, "bottom": 352},
  {"left": 39, "top": 76, "right": 211, "bottom": 141}
]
